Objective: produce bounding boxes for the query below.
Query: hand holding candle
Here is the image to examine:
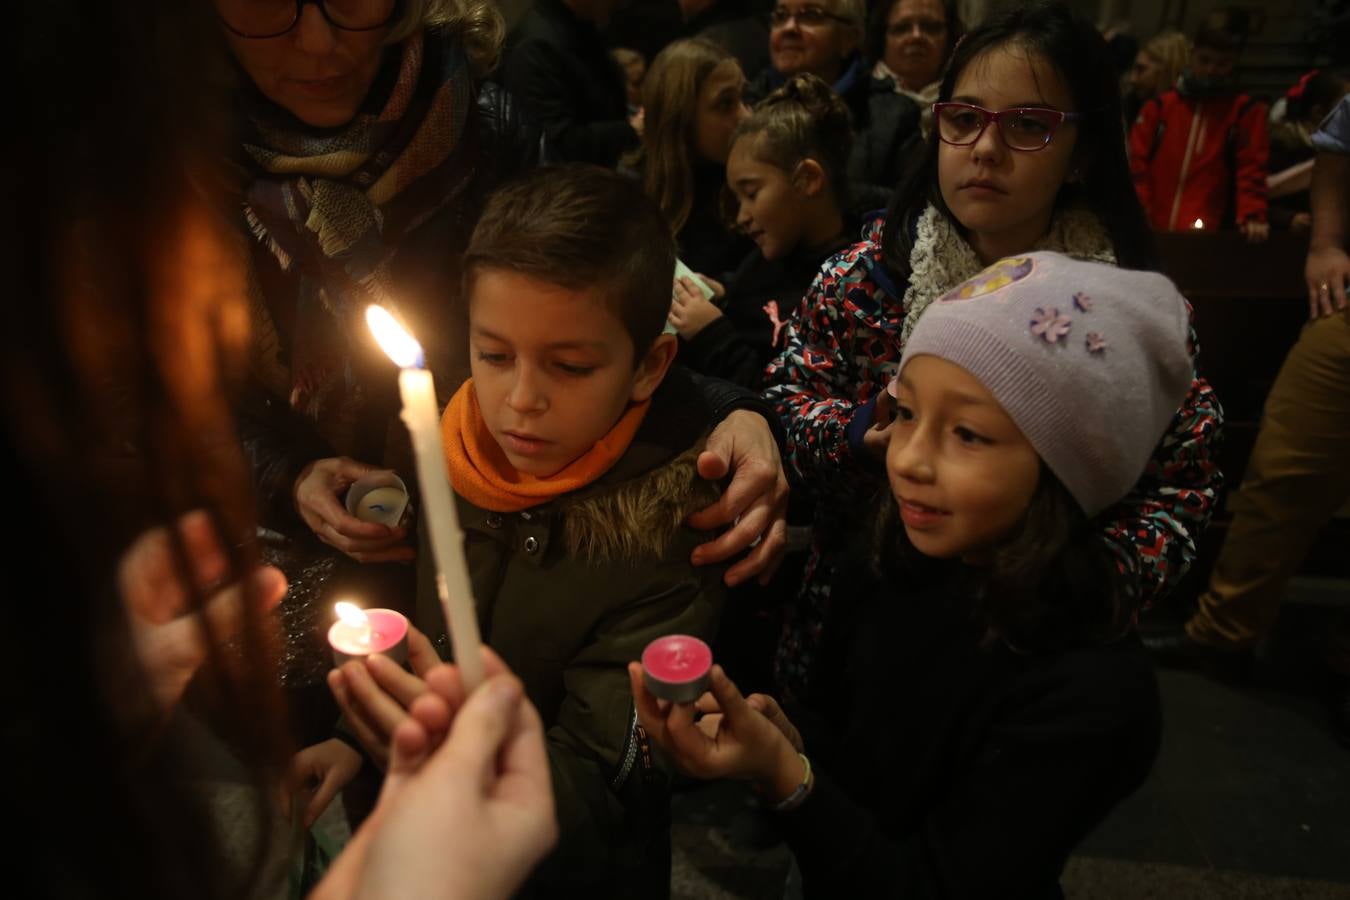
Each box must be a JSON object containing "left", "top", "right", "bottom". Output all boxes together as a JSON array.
[
  {"left": 628, "top": 657, "right": 805, "bottom": 799},
  {"left": 366, "top": 305, "right": 484, "bottom": 691}
]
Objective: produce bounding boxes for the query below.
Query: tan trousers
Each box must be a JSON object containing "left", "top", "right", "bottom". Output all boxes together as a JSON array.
[{"left": 1187, "top": 310, "right": 1350, "bottom": 668}]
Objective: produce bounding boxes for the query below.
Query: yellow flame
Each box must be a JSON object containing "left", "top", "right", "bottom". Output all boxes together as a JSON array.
[
  {"left": 335, "top": 601, "right": 369, "bottom": 629},
  {"left": 1192, "top": 218, "right": 1204, "bottom": 230},
  {"left": 366, "top": 305, "right": 423, "bottom": 368}
]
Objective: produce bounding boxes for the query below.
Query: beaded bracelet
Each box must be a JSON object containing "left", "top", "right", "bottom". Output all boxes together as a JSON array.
[{"left": 767, "top": 752, "right": 815, "bottom": 813}]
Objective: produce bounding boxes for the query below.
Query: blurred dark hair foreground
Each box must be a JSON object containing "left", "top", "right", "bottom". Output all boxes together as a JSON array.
[{"left": 5, "top": 1, "right": 290, "bottom": 896}]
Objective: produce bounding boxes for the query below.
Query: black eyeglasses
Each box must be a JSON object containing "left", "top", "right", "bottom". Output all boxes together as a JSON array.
[
  {"left": 770, "top": 5, "right": 852, "bottom": 27},
  {"left": 216, "top": 0, "right": 398, "bottom": 40},
  {"left": 932, "top": 102, "right": 1081, "bottom": 152}
]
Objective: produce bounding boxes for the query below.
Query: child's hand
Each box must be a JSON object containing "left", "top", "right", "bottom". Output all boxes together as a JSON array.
[
  {"left": 284, "top": 738, "right": 364, "bottom": 828},
  {"left": 312, "top": 661, "right": 556, "bottom": 900},
  {"left": 689, "top": 411, "right": 790, "bottom": 586},
  {"left": 628, "top": 663, "right": 805, "bottom": 801},
  {"left": 689, "top": 690, "right": 804, "bottom": 752},
  {"left": 744, "top": 692, "right": 805, "bottom": 753},
  {"left": 669, "top": 275, "right": 724, "bottom": 339},
  {"left": 328, "top": 625, "right": 442, "bottom": 769}
]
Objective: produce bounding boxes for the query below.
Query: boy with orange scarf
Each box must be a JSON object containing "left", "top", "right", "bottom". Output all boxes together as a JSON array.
[
  {"left": 434, "top": 164, "right": 726, "bottom": 895},
  {"left": 287, "top": 165, "right": 727, "bottom": 896}
]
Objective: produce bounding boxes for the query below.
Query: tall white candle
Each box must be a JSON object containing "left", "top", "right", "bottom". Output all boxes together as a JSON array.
[{"left": 366, "top": 305, "right": 484, "bottom": 691}]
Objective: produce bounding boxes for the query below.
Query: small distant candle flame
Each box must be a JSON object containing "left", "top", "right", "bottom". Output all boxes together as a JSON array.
[
  {"left": 366, "top": 305, "right": 424, "bottom": 369},
  {"left": 335, "top": 601, "right": 372, "bottom": 645},
  {"left": 1192, "top": 218, "right": 1204, "bottom": 230}
]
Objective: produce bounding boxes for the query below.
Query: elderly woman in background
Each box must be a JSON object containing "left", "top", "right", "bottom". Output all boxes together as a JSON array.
[
  {"left": 867, "top": 0, "right": 962, "bottom": 136},
  {"left": 747, "top": 0, "right": 922, "bottom": 210}
]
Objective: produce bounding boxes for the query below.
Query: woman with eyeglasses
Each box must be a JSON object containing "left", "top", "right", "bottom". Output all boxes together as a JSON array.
[
  {"left": 747, "top": 0, "right": 923, "bottom": 211},
  {"left": 762, "top": 0, "right": 1220, "bottom": 739},
  {"left": 218, "top": 0, "right": 536, "bottom": 677}
]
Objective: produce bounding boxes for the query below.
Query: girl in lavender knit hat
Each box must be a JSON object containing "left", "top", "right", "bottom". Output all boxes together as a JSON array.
[{"left": 631, "top": 251, "right": 1194, "bottom": 898}]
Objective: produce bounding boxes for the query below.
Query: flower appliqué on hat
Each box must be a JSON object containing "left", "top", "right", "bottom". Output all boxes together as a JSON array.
[
  {"left": 1030, "top": 307, "right": 1072, "bottom": 344},
  {"left": 1086, "top": 332, "right": 1107, "bottom": 354},
  {"left": 1072, "top": 292, "right": 1093, "bottom": 312}
]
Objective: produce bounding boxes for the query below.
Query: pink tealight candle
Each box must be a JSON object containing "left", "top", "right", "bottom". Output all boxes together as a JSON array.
[
  {"left": 328, "top": 602, "right": 409, "bottom": 668},
  {"left": 642, "top": 635, "right": 713, "bottom": 703}
]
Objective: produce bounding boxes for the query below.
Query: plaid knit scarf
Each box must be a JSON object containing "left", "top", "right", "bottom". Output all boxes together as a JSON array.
[{"left": 242, "top": 30, "right": 476, "bottom": 418}]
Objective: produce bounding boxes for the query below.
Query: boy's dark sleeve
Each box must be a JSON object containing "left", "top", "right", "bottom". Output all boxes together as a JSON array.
[
  {"left": 682, "top": 316, "right": 775, "bottom": 390},
  {"left": 682, "top": 366, "right": 787, "bottom": 452},
  {"left": 779, "top": 651, "right": 1161, "bottom": 898}
]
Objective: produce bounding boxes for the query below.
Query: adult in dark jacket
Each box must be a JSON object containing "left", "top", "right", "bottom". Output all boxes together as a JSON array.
[
  {"left": 228, "top": 2, "right": 543, "bottom": 694},
  {"left": 499, "top": 0, "right": 640, "bottom": 166},
  {"left": 867, "top": 0, "right": 963, "bottom": 138},
  {"left": 745, "top": 0, "right": 921, "bottom": 210}
]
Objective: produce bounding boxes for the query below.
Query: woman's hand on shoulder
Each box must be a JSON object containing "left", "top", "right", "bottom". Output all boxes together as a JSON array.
[
  {"left": 688, "top": 411, "right": 790, "bottom": 586},
  {"left": 293, "top": 457, "right": 414, "bottom": 563}
]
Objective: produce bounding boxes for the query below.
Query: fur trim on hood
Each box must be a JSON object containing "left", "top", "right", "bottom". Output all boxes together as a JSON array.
[{"left": 559, "top": 438, "right": 720, "bottom": 564}]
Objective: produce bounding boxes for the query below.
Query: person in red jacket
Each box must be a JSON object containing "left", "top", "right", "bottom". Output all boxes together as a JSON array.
[{"left": 1128, "top": 27, "right": 1270, "bottom": 241}]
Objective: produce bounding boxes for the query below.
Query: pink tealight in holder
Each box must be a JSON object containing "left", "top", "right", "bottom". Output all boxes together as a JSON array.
[
  {"left": 641, "top": 634, "right": 713, "bottom": 703},
  {"left": 328, "top": 601, "right": 410, "bottom": 668}
]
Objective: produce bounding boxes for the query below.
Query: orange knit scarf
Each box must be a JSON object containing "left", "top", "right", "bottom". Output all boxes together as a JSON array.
[{"left": 442, "top": 380, "right": 651, "bottom": 513}]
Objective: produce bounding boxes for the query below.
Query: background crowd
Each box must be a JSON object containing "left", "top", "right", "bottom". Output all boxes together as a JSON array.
[{"left": 8, "top": 0, "right": 1347, "bottom": 898}]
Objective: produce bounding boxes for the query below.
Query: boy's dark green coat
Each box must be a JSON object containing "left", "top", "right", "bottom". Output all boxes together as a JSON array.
[{"left": 416, "top": 370, "right": 726, "bottom": 896}]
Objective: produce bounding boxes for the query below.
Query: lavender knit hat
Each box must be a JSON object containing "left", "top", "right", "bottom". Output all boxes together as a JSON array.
[{"left": 898, "top": 252, "right": 1193, "bottom": 517}]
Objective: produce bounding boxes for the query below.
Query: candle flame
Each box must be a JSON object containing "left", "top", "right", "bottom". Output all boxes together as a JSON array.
[
  {"left": 366, "top": 305, "right": 424, "bottom": 368},
  {"left": 1192, "top": 218, "right": 1204, "bottom": 230},
  {"left": 335, "top": 601, "right": 370, "bottom": 631}
]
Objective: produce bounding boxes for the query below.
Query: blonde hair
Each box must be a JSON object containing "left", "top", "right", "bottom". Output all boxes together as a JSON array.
[
  {"left": 1143, "top": 31, "right": 1190, "bottom": 96},
  {"left": 638, "top": 38, "right": 736, "bottom": 236},
  {"left": 386, "top": 0, "right": 505, "bottom": 78}
]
